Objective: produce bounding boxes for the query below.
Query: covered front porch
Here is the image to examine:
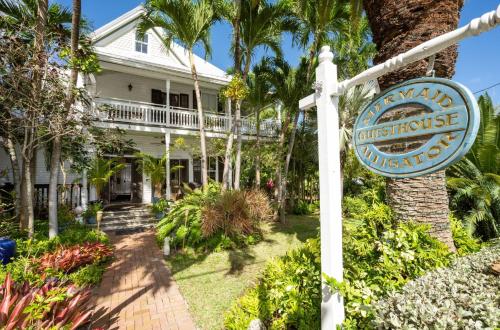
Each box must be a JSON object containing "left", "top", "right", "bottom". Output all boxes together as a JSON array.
[{"left": 83, "top": 131, "right": 224, "bottom": 206}]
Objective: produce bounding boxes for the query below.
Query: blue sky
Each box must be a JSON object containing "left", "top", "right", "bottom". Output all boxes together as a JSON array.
[{"left": 53, "top": 0, "right": 500, "bottom": 104}]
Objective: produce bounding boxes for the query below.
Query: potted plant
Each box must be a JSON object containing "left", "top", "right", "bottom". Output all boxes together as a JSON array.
[
  {"left": 0, "top": 236, "right": 16, "bottom": 265},
  {"left": 134, "top": 152, "right": 167, "bottom": 202},
  {"left": 83, "top": 201, "right": 103, "bottom": 225},
  {"left": 152, "top": 198, "right": 170, "bottom": 219}
]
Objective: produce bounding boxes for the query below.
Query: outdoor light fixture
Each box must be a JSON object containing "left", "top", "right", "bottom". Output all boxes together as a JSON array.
[{"left": 128, "top": 83, "right": 133, "bottom": 91}]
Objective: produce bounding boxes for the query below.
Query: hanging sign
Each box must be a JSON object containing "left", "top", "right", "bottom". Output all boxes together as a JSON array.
[{"left": 353, "top": 77, "right": 479, "bottom": 178}]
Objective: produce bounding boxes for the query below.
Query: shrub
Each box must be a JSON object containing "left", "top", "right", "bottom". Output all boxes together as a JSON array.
[
  {"left": 157, "top": 184, "right": 272, "bottom": 251},
  {"left": 69, "top": 263, "right": 107, "bottom": 287},
  {"left": 292, "top": 200, "right": 319, "bottom": 215},
  {"left": 37, "top": 242, "right": 112, "bottom": 274},
  {"left": 0, "top": 274, "right": 93, "bottom": 329},
  {"left": 226, "top": 196, "right": 479, "bottom": 329},
  {"left": 224, "top": 239, "right": 321, "bottom": 330},
  {"left": 373, "top": 242, "right": 500, "bottom": 329},
  {"left": 451, "top": 215, "right": 482, "bottom": 255}
]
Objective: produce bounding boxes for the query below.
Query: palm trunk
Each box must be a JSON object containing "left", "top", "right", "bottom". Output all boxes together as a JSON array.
[
  {"left": 222, "top": 101, "right": 234, "bottom": 190},
  {"left": 189, "top": 50, "right": 208, "bottom": 187},
  {"left": 222, "top": 0, "right": 242, "bottom": 191},
  {"left": 255, "top": 107, "right": 261, "bottom": 188},
  {"left": 48, "top": 0, "right": 81, "bottom": 238},
  {"left": 233, "top": 100, "right": 242, "bottom": 190},
  {"left": 363, "top": 0, "right": 464, "bottom": 251}
]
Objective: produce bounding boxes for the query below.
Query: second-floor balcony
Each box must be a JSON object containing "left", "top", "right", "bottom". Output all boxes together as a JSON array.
[{"left": 94, "top": 97, "right": 280, "bottom": 137}]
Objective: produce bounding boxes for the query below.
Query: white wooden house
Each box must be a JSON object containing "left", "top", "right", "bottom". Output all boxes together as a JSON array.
[{"left": 0, "top": 6, "right": 279, "bottom": 211}]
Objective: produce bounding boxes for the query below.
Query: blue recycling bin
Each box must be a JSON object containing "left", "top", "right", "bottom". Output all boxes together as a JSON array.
[{"left": 0, "top": 238, "right": 16, "bottom": 265}]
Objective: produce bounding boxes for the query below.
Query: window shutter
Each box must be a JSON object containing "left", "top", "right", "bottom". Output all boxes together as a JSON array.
[{"left": 192, "top": 90, "right": 197, "bottom": 109}]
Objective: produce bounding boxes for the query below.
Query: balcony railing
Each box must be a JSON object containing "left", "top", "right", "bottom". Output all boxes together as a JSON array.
[{"left": 94, "top": 97, "right": 279, "bottom": 137}]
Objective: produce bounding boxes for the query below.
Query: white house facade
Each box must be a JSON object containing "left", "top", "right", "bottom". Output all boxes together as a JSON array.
[{"left": 0, "top": 6, "right": 279, "bottom": 212}]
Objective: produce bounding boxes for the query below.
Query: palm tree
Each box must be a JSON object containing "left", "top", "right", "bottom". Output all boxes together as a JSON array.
[
  {"left": 363, "top": 0, "right": 465, "bottom": 251},
  {"left": 87, "top": 158, "right": 125, "bottom": 201},
  {"left": 134, "top": 152, "right": 168, "bottom": 199},
  {"left": 447, "top": 94, "right": 500, "bottom": 240},
  {"left": 256, "top": 57, "right": 309, "bottom": 222},
  {"left": 220, "top": 0, "right": 289, "bottom": 190},
  {"left": 139, "top": 0, "right": 218, "bottom": 189},
  {"left": 49, "top": 0, "right": 81, "bottom": 238}
]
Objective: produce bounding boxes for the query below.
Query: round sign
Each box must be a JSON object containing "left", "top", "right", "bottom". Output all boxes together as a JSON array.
[{"left": 353, "top": 77, "right": 480, "bottom": 178}]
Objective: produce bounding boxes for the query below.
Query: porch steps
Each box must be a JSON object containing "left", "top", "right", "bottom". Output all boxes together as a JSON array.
[{"left": 96, "top": 204, "right": 159, "bottom": 232}]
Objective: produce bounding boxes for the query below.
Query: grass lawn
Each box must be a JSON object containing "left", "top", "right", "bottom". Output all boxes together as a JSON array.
[{"left": 164, "top": 215, "right": 319, "bottom": 330}]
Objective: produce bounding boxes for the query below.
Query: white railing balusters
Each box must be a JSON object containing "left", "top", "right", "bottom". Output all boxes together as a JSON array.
[{"left": 93, "top": 97, "right": 279, "bottom": 136}]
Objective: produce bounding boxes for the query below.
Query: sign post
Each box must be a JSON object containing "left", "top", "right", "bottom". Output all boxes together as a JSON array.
[
  {"left": 298, "top": 4, "right": 500, "bottom": 330},
  {"left": 315, "top": 46, "right": 344, "bottom": 329}
]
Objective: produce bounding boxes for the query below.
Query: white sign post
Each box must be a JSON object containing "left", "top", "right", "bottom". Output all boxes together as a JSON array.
[
  {"left": 314, "top": 46, "right": 345, "bottom": 328},
  {"left": 299, "top": 5, "right": 500, "bottom": 330}
]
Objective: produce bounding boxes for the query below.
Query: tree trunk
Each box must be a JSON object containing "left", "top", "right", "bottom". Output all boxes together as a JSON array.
[
  {"left": 222, "top": 100, "right": 234, "bottom": 190},
  {"left": 363, "top": 0, "right": 463, "bottom": 251},
  {"left": 254, "top": 107, "right": 261, "bottom": 188},
  {"left": 4, "top": 133, "right": 21, "bottom": 218},
  {"left": 48, "top": 0, "right": 81, "bottom": 238},
  {"left": 222, "top": 0, "right": 242, "bottom": 191},
  {"left": 48, "top": 136, "right": 61, "bottom": 238},
  {"left": 234, "top": 100, "right": 242, "bottom": 190},
  {"left": 189, "top": 50, "right": 208, "bottom": 187}
]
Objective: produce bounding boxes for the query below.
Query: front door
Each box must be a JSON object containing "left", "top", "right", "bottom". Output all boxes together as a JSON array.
[{"left": 112, "top": 163, "right": 132, "bottom": 197}]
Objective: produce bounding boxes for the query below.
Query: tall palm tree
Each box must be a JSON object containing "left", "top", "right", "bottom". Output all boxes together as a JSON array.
[
  {"left": 363, "top": 0, "right": 465, "bottom": 251},
  {"left": 220, "top": 0, "right": 289, "bottom": 190},
  {"left": 447, "top": 94, "right": 500, "bottom": 240},
  {"left": 256, "top": 57, "right": 309, "bottom": 222},
  {"left": 139, "top": 0, "right": 218, "bottom": 188},
  {"left": 48, "top": 0, "right": 81, "bottom": 238}
]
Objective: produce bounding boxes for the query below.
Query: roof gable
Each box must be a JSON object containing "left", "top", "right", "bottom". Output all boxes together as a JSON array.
[{"left": 91, "top": 6, "right": 230, "bottom": 83}]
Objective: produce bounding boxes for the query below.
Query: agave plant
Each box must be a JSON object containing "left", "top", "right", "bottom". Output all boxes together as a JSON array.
[
  {"left": 0, "top": 274, "right": 92, "bottom": 329},
  {"left": 447, "top": 93, "right": 500, "bottom": 240}
]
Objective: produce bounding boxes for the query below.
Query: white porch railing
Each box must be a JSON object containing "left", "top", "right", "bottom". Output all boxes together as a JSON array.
[{"left": 94, "top": 97, "right": 279, "bottom": 137}]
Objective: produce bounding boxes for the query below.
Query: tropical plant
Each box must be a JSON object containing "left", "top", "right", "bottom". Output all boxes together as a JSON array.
[
  {"left": 373, "top": 243, "right": 500, "bottom": 329},
  {"left": 36, "top": 242, "right": 112, "bottom": 274},
  {"left": 363, "top": 0, "right": 464, "bottom": 251},
  {"left": 135, "top": 152, "right": 168, "bottom": 199},
  {"left": 447, "top": 93, "right": 500, "bottom": 240},
  {"left": 157, "top": 183, "right": 271, "bottom": 251},
  {"left": 86, "top": 158, "right": 125, "bottom": 200},
  {"left": 0, "top": 274, "right": 93, "bottom": 329},
  {"left": 139, "top": 0, "right": 219, "bottom": 188},
  {"left": 220, "top": 0, "right": 290, "bottom": 190},
  {"left": 225, "top": 192, "right": 477, "bottom": 329}
]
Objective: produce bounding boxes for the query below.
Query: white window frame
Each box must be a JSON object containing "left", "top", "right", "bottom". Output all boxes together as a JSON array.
[{"left": 135, "top": 32, "right": 148, "bottom": 54}]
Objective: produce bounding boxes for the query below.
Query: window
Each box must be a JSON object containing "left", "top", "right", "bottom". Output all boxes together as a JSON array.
[
  {"left": 193, "top": 157, "right": 218, "bottom": 183},
  {"left": 202, "top": 93, "right": 217, "bottom": 112},
  {"left": 135, "top": 32, "right": 148, "bottom": 54}
]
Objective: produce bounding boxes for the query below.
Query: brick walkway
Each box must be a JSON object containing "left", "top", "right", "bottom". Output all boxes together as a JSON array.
[{"left": 91, "top": 230, "right": 197, "bottom": 330}]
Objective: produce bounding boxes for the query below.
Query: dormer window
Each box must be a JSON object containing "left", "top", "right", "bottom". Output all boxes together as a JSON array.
[{"left": 135, "top": 32, "right": 148, "bottom": 54}]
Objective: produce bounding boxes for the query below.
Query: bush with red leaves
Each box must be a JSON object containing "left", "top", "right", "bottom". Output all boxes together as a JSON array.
[
  {"left": 37, "top": 243, "right": 113, "bottom": 274},
  {"left": 0, "top": 274, "right": 93, "bottom": 329}
]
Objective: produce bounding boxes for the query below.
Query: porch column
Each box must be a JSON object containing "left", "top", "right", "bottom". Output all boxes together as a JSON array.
[
  {"left": 81, "top": 168, "right": 88, "bottom": 210},
  {"left": 165, "top": 131, "right": 171, "bottom": 200},
  {"left": 226, "top": 98, "right": 233, "bottom": 188},
  {"left": 166, "top": 79, "right": 171, "bottom": 125}
]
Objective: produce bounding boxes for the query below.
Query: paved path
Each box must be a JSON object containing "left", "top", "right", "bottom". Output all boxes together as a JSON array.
[{"left": 91, "top": 230, "right": 197, "bottom": 330}]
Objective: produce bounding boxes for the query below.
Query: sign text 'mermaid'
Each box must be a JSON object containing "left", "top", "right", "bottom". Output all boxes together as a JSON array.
[{"left": 353, "top": 78, "right": 480, "bottom": 178}]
